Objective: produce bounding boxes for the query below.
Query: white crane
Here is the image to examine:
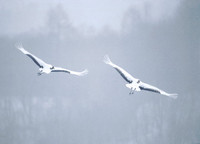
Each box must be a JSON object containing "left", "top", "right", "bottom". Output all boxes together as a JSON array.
[
  {"left": 103, "top": 55, "right": 178, "bottom": 99},
  {"left": 16, "top": 44, "right": 88, "bottom": 76}
]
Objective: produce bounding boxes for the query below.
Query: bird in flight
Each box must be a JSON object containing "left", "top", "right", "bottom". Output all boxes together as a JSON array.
[
  {"left": 103, "top": 55, "right": 178, "bottom": 99},
  {"left": 16, "top": 44, "right": 88, "bottom": 76}
]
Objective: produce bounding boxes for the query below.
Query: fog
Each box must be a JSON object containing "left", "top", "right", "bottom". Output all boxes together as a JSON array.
[{"left": 0, "top": 0, "right": 200, "bottom": 144}]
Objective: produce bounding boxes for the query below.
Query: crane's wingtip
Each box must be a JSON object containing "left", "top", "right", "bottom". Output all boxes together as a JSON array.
[
  {"left": 103, "top": 54, "right": 112, "bottom": 65},
  {"left": 79, "top": 69, "right": 89, "bottom": 76},
  {"left": 15, "top": 43, "right": 29, "bottom": 55},
  {"left": 168, "top": 93, "right": 178, "bottom": 99},
  {"left": 161, "top": 91, "right": 178, "bottom": 99},
  {"left": 15, "top": 42, "right": 23, "bottom": 49},
  {"left": 15, "top": 42, "right": 26, "bottom": 53}
]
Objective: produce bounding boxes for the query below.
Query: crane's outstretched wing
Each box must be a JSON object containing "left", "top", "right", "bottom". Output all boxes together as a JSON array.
[
  {"left": 103, "top": 55, "right": 138, "bottom": 83},
  {"left": 139, "top": 82, "right": 178, "bottom": 99},
  {"left": 16, "top": 43, "right": 48, "bottom": 68},
  {"left": 51, "top": 67, "right": 88, "bottom": 76}
]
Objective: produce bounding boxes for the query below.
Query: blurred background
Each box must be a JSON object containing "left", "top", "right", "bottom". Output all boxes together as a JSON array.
[{"left": 0, "top": 0, "right": 199, "bottom": 143}]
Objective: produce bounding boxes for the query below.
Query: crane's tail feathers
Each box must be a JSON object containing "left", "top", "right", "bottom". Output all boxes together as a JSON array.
[
  {"left": 76, "top": 69, "right": 89, "bottom": 76},
  {"left": 103, "top": 55, "right": 113, "bottom": 65},
  {"left": 166, "top": 93, "right": 178, "bottom": 99}
]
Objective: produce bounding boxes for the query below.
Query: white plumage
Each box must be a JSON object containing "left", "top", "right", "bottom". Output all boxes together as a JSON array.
[
  {"left": 104, "top": 55, "right": 178, "bottom": 99},
  {"left": 16, "top": 44, "right": 88, "bottom": 76}
]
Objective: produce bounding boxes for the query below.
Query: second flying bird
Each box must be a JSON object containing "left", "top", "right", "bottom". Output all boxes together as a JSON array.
[{"left": 103, "top": 55, "right": 178, "bottom": 99}]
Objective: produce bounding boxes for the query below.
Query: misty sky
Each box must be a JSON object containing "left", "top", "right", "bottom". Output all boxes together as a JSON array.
[
  {"left": 1, "top": 0, "right": 181, "bottom": 35},
  {"left": 0, "top": 0, "right": 200, "bottom": 144}
]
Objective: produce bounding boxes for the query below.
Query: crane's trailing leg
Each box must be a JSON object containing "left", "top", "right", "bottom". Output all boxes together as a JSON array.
[
  {"left": 129, "top": 87, "right": 136, "bottom": 95},
  {"left": 130, "top": 88, "right": 136, "bottom": 94},
  {"left": 37, "top": 69, "right": 43, "bottom": 76},
  {"left": 37, "top": 72, "right": 42, "bottom": 76},
  {"left": 129, "top": 88, "right": 133, "bottom": 95}
]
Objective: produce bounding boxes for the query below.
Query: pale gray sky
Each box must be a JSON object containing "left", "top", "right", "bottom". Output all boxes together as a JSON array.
[{"left": 0, "top": 0, "right": 181, "bottom": 35}]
